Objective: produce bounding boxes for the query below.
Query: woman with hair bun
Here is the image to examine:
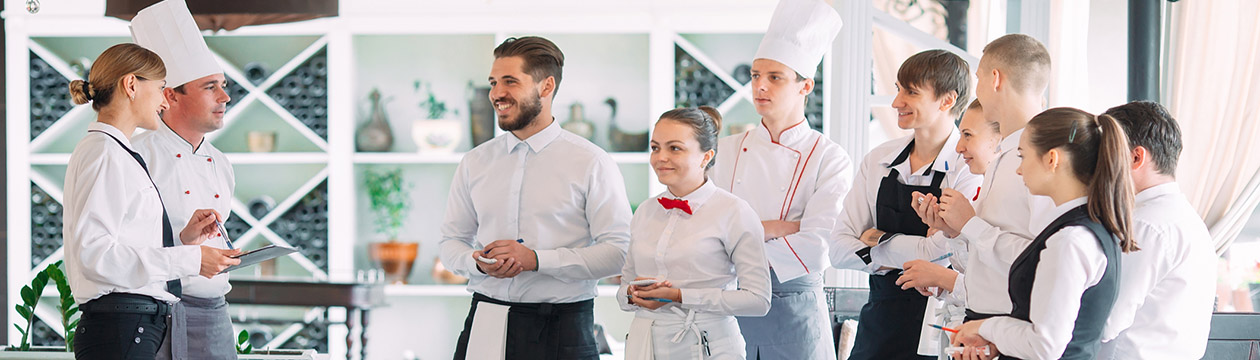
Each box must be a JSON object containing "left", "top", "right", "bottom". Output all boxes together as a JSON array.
[
  {"left": 63, "top": 43, "right": 241, "bottom": 360},
  {"left": 619, "top": 106, "right": 771, "bottom": 359},
  {"left": 950, "top": 107, "right": 1136, "bottom": 360}
]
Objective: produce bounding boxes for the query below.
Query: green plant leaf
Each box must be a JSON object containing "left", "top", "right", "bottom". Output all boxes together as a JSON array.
[
  {"left": 16, "top": 305, "right": 31, "bottom": 319},
  {"left": 68, "top": 318, "right": 80, "bottom": 330},
  {"left": 14, "top": 324, "right": 25, "bottom": 336},
  {"left": 67, "top": 305, "right": 79, "bottom": 316},
  {"left": 21, "top": 286, "right": 35, "bottom": 305},
  {"left": 244, "top": 344, "right": 252, "bottom": 354},
  {"left": 238, "top": 329, "right": 249, "bottom": 344}
]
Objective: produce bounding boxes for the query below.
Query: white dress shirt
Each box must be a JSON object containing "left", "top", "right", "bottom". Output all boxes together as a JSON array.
[
  {"left": 133, "top": 122, "right": 235, "bottom": 299},
  {"left": 829, "top": 131, "right": 982, "bottom": 273},
  {"left": 956, "top": 128, "right": 1055, "bottom": 315},
  {"left": 1100, "top": 183, "right": 1215, "bottom": 360},
  {"left": 977, "top": 197, "right": 1107, "bottom": 360},
  {"left": 439, "top": 120, "right": 632, "bottom": 303},
  {"left": 63, "top": 122, "right": 202, "bottom": 304},
  {"left": 617, "top": 180, "right": 772, "bottom": 317},
  {"left": 709, "top": 121, "right": 853, "bottom": 282}
]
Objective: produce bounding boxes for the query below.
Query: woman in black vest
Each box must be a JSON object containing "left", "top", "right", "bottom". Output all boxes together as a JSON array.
[{"left": 948, "top": 107, "right": 1138, "bottom": 360}]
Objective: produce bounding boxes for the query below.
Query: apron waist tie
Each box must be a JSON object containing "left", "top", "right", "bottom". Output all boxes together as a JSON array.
[{"left": 669, "top": 307, "right": 706, "bottom": 359}]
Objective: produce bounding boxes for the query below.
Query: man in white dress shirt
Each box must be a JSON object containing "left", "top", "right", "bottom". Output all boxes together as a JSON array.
[
  {"left": 130, "top": 1, "right": 238, "bottom": 358},
  {"left": 1097, "top": 101, "right": 1215, "bottom": 360},
  {"left": 707, "top": 0, "right": 851, "bottom": 358},
  {"left": 932, "top": 34, "right": 1055, "bottom": 323},
  {"left": 440, "top": 36, "right": 633, "bottom": 360}
]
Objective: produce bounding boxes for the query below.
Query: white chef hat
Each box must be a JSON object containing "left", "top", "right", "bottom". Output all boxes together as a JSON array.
[
  {"left": 754, "top": 0, "right": 843, "bottom": 79},
  {"left": 129, "top": 0, "right": 223, "bottom": 88}
]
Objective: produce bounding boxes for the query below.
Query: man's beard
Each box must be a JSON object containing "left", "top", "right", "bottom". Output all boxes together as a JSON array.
[{"left": 497, "top": 93, "right": 543, "bottom": 132}]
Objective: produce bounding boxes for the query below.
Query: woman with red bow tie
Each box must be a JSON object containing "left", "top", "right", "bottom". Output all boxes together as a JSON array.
[{"left": 619, "top": 106, "right": 772, "bottom": 359}]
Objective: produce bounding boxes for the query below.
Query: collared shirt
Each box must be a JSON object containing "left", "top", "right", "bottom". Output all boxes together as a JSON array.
[
  {"left": 957, "top": 128, "right": 1055, "bottom": 315},
  {"left": 133, "top": 121, "right": 235, "bottom": 298},
  {"left": 1100, "top": 183, "right": 1214, "bottom": 360},
  {"left": 63, "top": 122, "right": 202, "bottom": 304},
  {"left": 617, "top": 181, "right": 771, "bottom": 317},
  {"left": 829, "top": 131, "right": 982, "bottom": 274},
  {"left": 439, "top": 120, "right": 632, "bottom": 303},
  {"left": 710, "top": 120, "right": 853, "bottom": 282},
  {"left": 978, "top": 197, "right": 1107, "bottom": 360}
]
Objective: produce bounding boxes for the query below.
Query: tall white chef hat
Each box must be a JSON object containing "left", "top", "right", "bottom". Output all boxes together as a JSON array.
[
  {"left": 129, "top": 0, "right": 222, "bottom": 88},
  {"left": 753, "top": 0, "right": 843, "bottom": 79}
]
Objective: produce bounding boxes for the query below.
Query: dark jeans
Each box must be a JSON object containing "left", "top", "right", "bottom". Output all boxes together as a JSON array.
[
  {"left": 454, "top": 293, "right": 598, "bottom": 360},
  {"left": 74, "top": 311, "right": 167, "bottom": 359}
]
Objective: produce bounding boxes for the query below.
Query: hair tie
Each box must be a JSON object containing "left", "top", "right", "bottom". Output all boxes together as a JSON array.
[{"left": 81, "top": 81, "right": 94, "bottom": 101}]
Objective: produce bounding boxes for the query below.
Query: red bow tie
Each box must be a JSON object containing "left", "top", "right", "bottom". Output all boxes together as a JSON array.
[{"left": 658, "top": 197, "right": 692, "bottom": 215}]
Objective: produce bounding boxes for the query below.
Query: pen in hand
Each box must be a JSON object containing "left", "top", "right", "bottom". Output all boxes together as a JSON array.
[{"left": 216, "top": 220, "right": 235, "bottom": 250}]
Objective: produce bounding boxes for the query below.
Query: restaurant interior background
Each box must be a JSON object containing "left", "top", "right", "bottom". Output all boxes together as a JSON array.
[{"left": 3, "top": 0, "right": 1259, "bottom": 359}]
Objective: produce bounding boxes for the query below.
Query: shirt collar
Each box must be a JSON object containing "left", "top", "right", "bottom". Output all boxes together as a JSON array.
[
  {"left": 999, "top": 128, "right": 1025, "bottom": 154},
  {"left": 506, "top": 118, "right": 561, "bottom": 154},
  {"left": 155, "top": 120, "right": 204, "bottom": 154},
  {"left": 88, "top": 122, "right": 136, "bottom": 151},
  {"left": 878, "top": 128, "right": 962, "bottom": 175},
  {"left": 659, "top": 179, "right": 718, "bottom": 211},
  {"left": 1136, "top": 182, "right": 1181, "bottom": 204},
  {"left": 753, "top": 119, "right": 811, "bottom": 145},
  {"left": 1033, "top": 196, "right": 1089, "bottom": 233}
]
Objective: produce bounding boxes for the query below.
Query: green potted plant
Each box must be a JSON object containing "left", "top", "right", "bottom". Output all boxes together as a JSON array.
[
  {"left": 3, "top": 261, "right": 78, "bottom": 359},
  {"left": 410, "top": 80, "right": 463, "bottom": 153},
  {"left": 364, "top": 167, "right": 418, "bottom": 284}
]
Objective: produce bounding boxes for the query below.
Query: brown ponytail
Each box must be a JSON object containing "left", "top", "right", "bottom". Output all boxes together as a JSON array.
[
  {"left": 658, "top": 106, "right": 723, "bottom": 169},
  {"left": 1091, "top": 114, "right": 1136, "bottom": 252},
  {"left": 1027, "top": 108, "right": 1136, "bottom": 252}
]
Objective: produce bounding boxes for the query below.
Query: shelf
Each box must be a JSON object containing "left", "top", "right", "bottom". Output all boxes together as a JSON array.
[
  {"left": 352, "top": 152, "right": 464, "bottom": 164},
  {"left": 28, "top": 153, "right": 69, "bottom": 165},
  {"left": 226, "top": 152, "right": 329, "bottom": 165},
  {"left": 385, "top": 284, "right": 621, "bottom": 297},
  {"left": 609, "top": 152, "right": 649, "bottom": 164}
]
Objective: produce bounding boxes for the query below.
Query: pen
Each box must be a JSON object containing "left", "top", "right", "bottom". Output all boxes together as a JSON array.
[
  {"left": 929, "top": 252, "right": 953, "bottom": 263},
  {"left": 216, "top": 220, "right": 235, "bottom": 250},
  {"left": 642, "top": 297, "right": 673, "bottom": 303},
  {"left": 930, "top": 324, "right": 959, "bottom": 333}
]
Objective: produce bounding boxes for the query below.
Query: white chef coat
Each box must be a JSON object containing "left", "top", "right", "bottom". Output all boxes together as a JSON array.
[
  {"left": 619, "top": 181, "right": 770, "bottom": 360},
  {"left": 829, "top": 131, "right": 982, "bottom": 273},
  {"left": 63, "top": 122, "right": 202, "bottom": 305},
  {"left": 977, "top": 197, "right": 1107, "bottom": 360},
  {"left": 133, "top": 121, "right": 235, "bottom": 298},
  {"left": 1099, "top": 183, "right": 1215, "bottom": 360},
  {"left": 439, "top": 119, "right": 632, "bottom": 304},
  {"left": 709, "top": 121, "right": 853, "bottom": 282},
  {"left": 617, "top": 180, "right": 772, "bottom": 317},
  {"left": 956, "top": 128, "right": 1055, "bottom": 315}
]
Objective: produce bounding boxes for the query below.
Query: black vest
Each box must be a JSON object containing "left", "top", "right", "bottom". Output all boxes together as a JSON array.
[{"left": 1006, "top": 205, "right": 1120, "bottom": 360}]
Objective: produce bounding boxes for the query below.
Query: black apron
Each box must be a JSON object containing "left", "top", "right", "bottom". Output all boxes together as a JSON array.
[
  {"left": 848, "top": 141, "right": 942, "bottom": 360},
  {"left": 1003, "top": 205, "right": 1120, "bottom": 360},
  {"left": 453, "top": 293, "right": 599, "bottom": 360}
]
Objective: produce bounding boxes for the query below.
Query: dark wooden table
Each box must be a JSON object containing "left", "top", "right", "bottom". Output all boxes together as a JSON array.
[{"left": 227, "top": 279, "right": 387, "bottom": 360}]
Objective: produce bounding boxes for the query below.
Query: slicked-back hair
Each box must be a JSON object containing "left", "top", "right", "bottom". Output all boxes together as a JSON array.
[{"left": 493, "top": 36, "right": 565, "bottom": 96}]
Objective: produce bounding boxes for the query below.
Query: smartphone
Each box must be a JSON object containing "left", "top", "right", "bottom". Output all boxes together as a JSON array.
[
  {"left": 475, "top": 255, "right": 498, "bottom": 264},
  {"left": 629, "top": 279, "right": 659, "bottom": 286}
]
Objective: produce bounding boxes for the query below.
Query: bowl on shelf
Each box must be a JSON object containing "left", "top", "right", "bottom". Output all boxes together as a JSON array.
[
  {"left": 368, "top": 241, "right": 418, "bottom": 285},
  {"left": 412, "top": 119, "right": 462, "bottom": 153}
]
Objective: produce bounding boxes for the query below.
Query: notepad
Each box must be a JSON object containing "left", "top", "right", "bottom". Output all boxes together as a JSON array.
[{"left": 219, "top": 244, "right": 298, "bottom": 274}]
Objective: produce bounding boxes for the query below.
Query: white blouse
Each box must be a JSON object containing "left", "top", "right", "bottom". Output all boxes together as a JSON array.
[
  {"left": 63, "top": 122, "right": 202, "bottom": 305},
  {"left": 618, "top": 181, "right": 771, "bottom": 317},
  {"left": 710, "top": 121, "right": 853, "bottom": 282},
  {"left": 976, "top": 197, "right": 1107, "bottom": 359},
  {"left": 133, "top": 121, "right": 235, "bottom": 298}
]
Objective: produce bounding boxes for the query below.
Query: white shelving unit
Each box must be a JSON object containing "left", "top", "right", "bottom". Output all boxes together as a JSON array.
[{"left": 5, "top": 1, "right": 888, "bottom": 359}]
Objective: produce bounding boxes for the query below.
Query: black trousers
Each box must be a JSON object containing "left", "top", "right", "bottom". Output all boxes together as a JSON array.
[
  {"left": 453, "top": 293, "right": 598, "bottom": 360},
  {"left": 74, "top": 294, "right": 169, "bottom": 360}
]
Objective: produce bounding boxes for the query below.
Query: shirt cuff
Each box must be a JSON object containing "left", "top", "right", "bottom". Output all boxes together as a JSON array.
[
  {"left": 170, "top": 245, "right": 203, "bottom": 278},
  {"left": 534, "top": 249, "right": 559, "bottom": 274},
  {"left": 960, "top": 217, "right": 994, "bottom": 241},
  {"left": 976, "top": 316, "right": 1009, "bottom": 344}
]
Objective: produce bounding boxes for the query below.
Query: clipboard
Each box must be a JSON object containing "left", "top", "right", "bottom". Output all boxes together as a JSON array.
[{"left": 219, "top": 244, "right": 298, "bottom": 274}]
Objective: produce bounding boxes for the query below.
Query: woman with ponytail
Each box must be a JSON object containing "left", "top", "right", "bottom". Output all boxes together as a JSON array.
[
  {"left": 950, "top": 107, "right": 1136, "bottom": 360},
  {"left": 619, "top": 106, "right": 771, "bottom": 359},
  {"left": 63, "top": 43, "right": 240, "bottom": 359}
]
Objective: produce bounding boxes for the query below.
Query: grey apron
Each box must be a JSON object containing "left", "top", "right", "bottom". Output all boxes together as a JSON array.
[
  {"left": 158, "top": 295, "right": 237, "bottom": 360},
  {"left": 737, "top": 270, "right": 835, "bottom": 359}
]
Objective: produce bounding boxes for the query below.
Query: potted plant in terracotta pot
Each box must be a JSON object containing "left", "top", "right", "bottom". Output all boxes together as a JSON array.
[
  {"left": 364, "top": 167, "right": 418, "bottom": 284},
  {"left": 410, "top": 80, "right": 462, "bottom": 153}
]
